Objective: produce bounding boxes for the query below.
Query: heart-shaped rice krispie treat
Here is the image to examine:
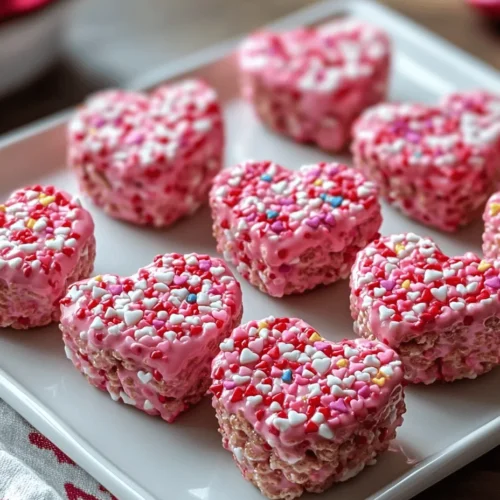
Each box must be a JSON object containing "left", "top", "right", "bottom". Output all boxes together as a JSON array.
[
  {"left": 210, "top": 316, "right": 405, "bottom": 500},
  {"left": 60, "top": 253, "right": 242, "bottom": 422},
  {"left": 68, "top": 79, "right": 223, "bottom": 227},
  {"left": 0, "top": 185, "right": 95, "bottom": 329},
  {"left": 240, "top": 19, "right": 391, "bottom": 152},
  {"left": 209, "top": 160, "right": 381, "bottom": 297},
  {"left": 351, "top": 232, "right": 500, "bottom": 384},
  {"left": 352, "top": 102, "right": 499, "bottom": 231}
]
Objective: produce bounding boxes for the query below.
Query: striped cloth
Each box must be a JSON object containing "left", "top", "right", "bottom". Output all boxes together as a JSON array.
[{"left": 0, "top": 400, "right": 115, "bottom": 500}]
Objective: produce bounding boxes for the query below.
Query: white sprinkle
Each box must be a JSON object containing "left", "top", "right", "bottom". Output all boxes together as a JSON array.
[
  {"left": 355, "top": 371, "right": 371, "bottom": 382},
  {"left": 164, "top": 331, "right": 177, "bottom": 342},
  {"left": 233, "top": 375, "right": 251, "bottom": 385},
  {"left": 412, "top": 303, "right": 427, "bottom": 314},
  {"left": 19, "top": 243, "right": 37, "bottom": 253},
  {"left": 196, "top": 292, "right": 210, "bottom": 305},
  {"left": 8, "top": 257, "right": 22, "bottom": 269},
  {"left": 424, "top": 270, "right": 443, "bottom": 283},
  {"left": 247, "top": 395, "right": 263, "bottom": 407},
  {"left": 45, "top": 238, "right": 64, "bottom": 251},
  {"left": 288, "top": 410, "right": 307, "bottom": 426},
  {"left": 319, "top": 423, "right": 334, "bottom": 439},
  {"left": 185, "top": 255, "right": 199, "bottom": 266},
  {"left": 210, "top": 266, "right": 225, "bottom": 276},
  {"left": 138, "top": 371, "right": 153, "bottom": 384},
  {"left": 143, "top": 297, "right": 158, "bottom": 310},
  {"left": 129, "top": 289, "right": 144, "bottom": 302},
  {"left": 64, "top": 238, "right": 78, "bottom": 248},
  {"left": 327, "top": 375, "right": 342, "bottom": 387},
  {"left": 450, "top": 301, "right": 465, "bottom": 311},
  {"left": 220, "top": 338, "right": 234, "bottom": 352},
  {"left": 155, "top": 272, "right": 174, "bottom": 284},
  {"left": 278, "top": 343, "right": 295, "bottom": 354},
  {"left": 124, "top": 309, "right": 143, "bottom": 326},
  {"left": 144, "top": 400, "right": 155, "bottom": 411},
  {"left": 169, "top": 314, "right": 184, "bottom": 325},
  {"left": 108, "top": 323, "right": 124, "bottom": 335},
  {"left": 379, "top": 306, "right": 395, "bottom": 321},
  {"left": 271, "top": 180, "right": 287, "bottom": 194},
  {"left": 90, "top": 317, "right": 104, "bottom": 330},
  {"left": 64, "top": 346, "right": 74, "bottom": 361},
  {"left": 431, "top": 285, "right": 447, "bottom": 302},
  {"left": 256, "top": 383, "right": 272, "bottom": 394},
  {"left": 119, "top": 392, "right": 136, "bottom": 406},
  {"left": 134, "top": 279, "right": 148, "bottom": 290},
  {"left": 312, "top": 358, "right": 331, "bottom": 375},
  {"left": 364, "top": 354, "right": 381, "bottom": 368},
  {"left": 344, "top": 346, "right": 359, "bottom": 358},
  {"left": 92, "top": 286, "right": 107, "bottom": 299},
  {"left": 270, "top": 401, "right": 282, "bottom": 412},
  {"left": 240, "top": 347, "right": 259, "bottom": 364},
  {"left": 273, "top": 417, "right": 291, "bottom": 432}
]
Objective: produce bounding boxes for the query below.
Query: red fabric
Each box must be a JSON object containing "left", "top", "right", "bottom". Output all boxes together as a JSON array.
[
  {"left": 0, "top": 400, "right": 116, "bottom": 500},
  {"left": 0, "top": 0, "right": 59, "bottom": 21},
  {"left": 467, "top": 0, "right": 500, "bottom": 17}
]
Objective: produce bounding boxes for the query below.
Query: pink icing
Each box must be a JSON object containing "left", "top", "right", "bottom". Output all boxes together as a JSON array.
[
  {"left": 210, "top": 316, "right": 404, "bottom": 463},
  {"left": 350, "top": 232, "right": 500, "bottom": 345},
  {"left": 60, "top": 253, "right": 243, "bottom": 382},
  {"left": 209, "top": 160, "right": 381, "bottom": 297},
  {"left": 352, "top": 102, "right": 500, "bottom": 231},
  {"left": 0, "top": 185, "right": 95, "bottom": 327},
  {"left": 239, "top": 19, "right": 391, "bottom": 152},
  {"left": 67, "top": 79, "right": 223, "bottom": 226}
]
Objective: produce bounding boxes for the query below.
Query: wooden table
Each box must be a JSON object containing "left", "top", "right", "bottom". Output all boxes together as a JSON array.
[{"left": 1, "top": 0, "right": 499, "bottom": 497}]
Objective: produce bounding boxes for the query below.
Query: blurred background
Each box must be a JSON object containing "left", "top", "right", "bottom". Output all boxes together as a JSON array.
[
  {"left": 0, "top": 0, "right": 499, "bottom": 135},
  {"left": 0, "top": 0, "right": 500, "bottom": 498}
]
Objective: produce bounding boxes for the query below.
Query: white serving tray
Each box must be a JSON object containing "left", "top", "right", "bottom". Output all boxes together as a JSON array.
[{"left": 1, "top": 1, "right": 500, "bottom": 499}]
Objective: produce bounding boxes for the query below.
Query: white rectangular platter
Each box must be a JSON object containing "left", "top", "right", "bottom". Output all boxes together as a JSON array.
[{"left": 1, "top": 1, "right": 500, "bottom": 499}]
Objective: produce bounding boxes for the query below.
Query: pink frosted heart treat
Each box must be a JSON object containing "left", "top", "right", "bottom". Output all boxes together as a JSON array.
[
  {"left": 442, "top": 90, "right": 500, "bottom": 184},
  {"left": 210, "top": 316, "right": 405, "bottom": 500},
  {"left": 0, "top": 185, "right": 95, "bottom": 329},
  {"left": 209, "top": 161, "right": 381, "bottom": 297},
  {"left": 240, "top": 19, "right": 391, "bottom": 152},
  {"left": 351, "top": 232, "right": 500, "bottom": 384},
  {"left": 352, "top": 102, "right": 499, "bottom": 231},
  {"left": 60, "top": 253, "right": 243, "bottom": 422},
  {"left": 68, "top": 79, "right": 223, "bottom": 227},
  {"left": 442, "top": 90, "right": 500, "bottom": 123}
]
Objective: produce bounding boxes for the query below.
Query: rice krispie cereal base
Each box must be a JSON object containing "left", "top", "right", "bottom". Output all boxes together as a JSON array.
[
  {"left": 210, "top": 316, "right": 405, "bottom": 500},
  {"left": 68, "top": 79, "right": 224, "bottom": 227},
  {"left": 351, "top": 232, "right": 500, "bottom": 384},
  {"left": 0, "top": 185, "right": 95, "bottom": 329},
  {"left": 352, "top": 102, "right": 499, "bottom": 231},
  {"left": 60, "top": 253, "right": 242, "bottom": 423},
  {"left": 209, "top": 160, "right": 381, "bottom": 297},
  {"left": 240, "top": 19, "right": 391, "bottom": 152}
]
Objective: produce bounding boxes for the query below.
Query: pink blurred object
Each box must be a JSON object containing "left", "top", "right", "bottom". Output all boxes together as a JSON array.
[
  {"left": 0, "top": 0, "right": 59, "bottom": 21},
  {"left": 466, "top": 0, "right": 500, "bottom": 17},
  {"left": 0, "top": 0, "right": 67, "bottom": 97}
]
